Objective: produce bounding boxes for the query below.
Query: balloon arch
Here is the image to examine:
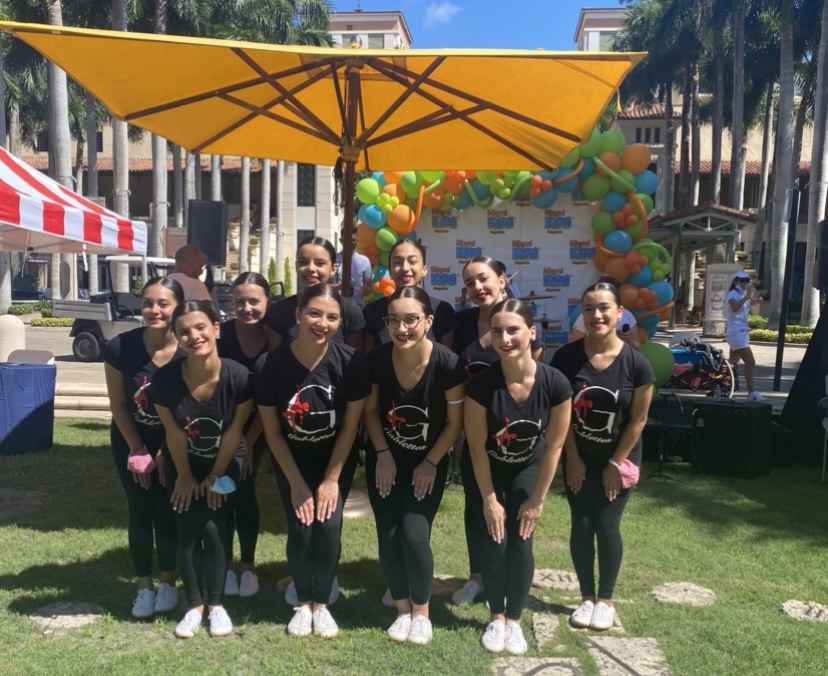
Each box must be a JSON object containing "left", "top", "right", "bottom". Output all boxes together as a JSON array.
[{"left": 354, "top": 128, "right": 676, "bottom": 384}]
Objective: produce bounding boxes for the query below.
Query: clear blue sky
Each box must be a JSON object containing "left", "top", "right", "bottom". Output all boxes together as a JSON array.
[{"left": 332, "top": 1, "right": 623, "bottom": 50}]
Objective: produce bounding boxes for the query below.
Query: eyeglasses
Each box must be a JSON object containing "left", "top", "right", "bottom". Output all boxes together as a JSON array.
[{"left": 383, "top": 315, "right": 425, "bottom": 329}]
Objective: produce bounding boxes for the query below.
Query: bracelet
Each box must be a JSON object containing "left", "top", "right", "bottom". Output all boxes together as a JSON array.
[
  {"left": 375, "top": 448, "right": 390, "bottom": 455},
  {"left": 608, "top": 459, "right": 621, "bottom": 469},
  {"left": 425, "top": 457, "right": 437, "bottom": 468}
]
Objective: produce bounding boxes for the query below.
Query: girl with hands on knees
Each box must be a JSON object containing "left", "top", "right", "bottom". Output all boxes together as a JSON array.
[
  {"left": 254, "top": 284, "right": 370, "bottom": 640},
  {"left": 363, "top": 287, "right": 465, "bottom": 645},
  {"left": 103, "top": 277, "right": 185, "bottom": 620},
  {"left": 150, "top": 300, "right": 254, "bottom": 640},
  {"left": 464, "top": 300, "right": 571, "bottom": 655},
  {"left": 550, "top": 282, "right": 654, "bottom": 632}
]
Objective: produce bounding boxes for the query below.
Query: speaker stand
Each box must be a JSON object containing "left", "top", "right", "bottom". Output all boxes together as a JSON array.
[{"left": 646, "top": 423, "right": 680, "bottom": 482}]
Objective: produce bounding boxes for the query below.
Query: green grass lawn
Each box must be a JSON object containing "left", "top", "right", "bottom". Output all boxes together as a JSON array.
[{"left": 1, "top": 419, "right": 827, "bottom": 675}]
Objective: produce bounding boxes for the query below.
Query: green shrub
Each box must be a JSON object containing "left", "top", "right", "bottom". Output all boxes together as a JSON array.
[
  {"left": 30, "top": 318, "right": 74, "bottom": 327},
  {"left": 284, "top": 257, "right": 293, "bottom": 297},
  {"left": 748, "top": 315, "right": 768, "bottom": 329},
  {"left": 749, "top": 328, "right": 812, "bottom": 344},
  {"left": 784, "top": 325, "right": 811, "bottom": 335},
  {"left": 39, "top": 305, "right": 53, "bottom": 318},
  {"left": 268, "top": 257, "right": 277, "bottom": 285},
  {"left": 6, "top": 304, "right": 34, "bottom": 316}
]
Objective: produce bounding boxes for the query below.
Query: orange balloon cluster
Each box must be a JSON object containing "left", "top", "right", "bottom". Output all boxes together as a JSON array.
[
  {"left": 620, "top": 144, "right": 652, "bottom": 174},
  {"left": 596, "top": 152, "right": 622, "bottom": 177},
  {"left": 633, "top": 287, "right": 659, "bottom": 311},
  {"left": 373, "top": 277, "right": 395, "bottom": 297},
  {"left": 529, "top": 174, "right": 554, "bottom": 199},
  {"left": 612, "top": 203, "right": 639, "bottom": 229},
  {"left": 624, "top": 250, "right": 649, "bottom": 275}
]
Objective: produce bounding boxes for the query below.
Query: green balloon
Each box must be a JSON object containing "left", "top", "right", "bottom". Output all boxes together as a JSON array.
[
  {"left": 515, "top": 171, "right": 533, "bottom": 195},
  {"left": 582, "top": 174, "right": 611, "bottom": 202},
  {"left": 579, "top": 128, "right": 603, "bottom": 158},
  {"left": 375, "top": 227, "right": 397, "bottom": 252},
  {"left": 639, "top": 341, "right": 674, "bottom": 388},
  {"left": 379, "top": 251, "right": 389, "bottom": 268},
  {"left": 591, "top": 210, "right": 616, "bottom": 236},
  {"left": 356, "top": 178, "right": 380, "bottom": 205},
  {"left": 611, "top": 169, "right": 636, "bottom": 194},
  {"left": 635, "top": 193, "right": 654, "bottom": 214},
  {"left": 477, "top": 171, "right": 499, "bottom": 186},
  {"left": 400, "top": 171, "right": 421, "bottom": 197},
  {"left": 560, "top": 147, "right": 581, "bottom": 168},
  {"left": 601, "top": 130, "right": 627, "bottom": 155},
  {"left": 625, "top": 222, "right": 644, "bottom": 241},
  {"left": 420, "top": 171, "right": 444, "bottom": 183}
]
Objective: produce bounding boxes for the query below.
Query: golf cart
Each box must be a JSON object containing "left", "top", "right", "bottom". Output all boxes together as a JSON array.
[{"left": 52, "top": 256, "right": 175, "bottom": 362}]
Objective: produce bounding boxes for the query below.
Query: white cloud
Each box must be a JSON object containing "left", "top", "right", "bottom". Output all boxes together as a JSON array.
[{"left": 424, "top": 2, "right": 460, "bottom": 27}]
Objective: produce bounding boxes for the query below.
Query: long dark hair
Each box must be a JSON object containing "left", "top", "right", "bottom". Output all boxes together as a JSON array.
[
  {"left": 387, "top": 285, "right": 434, "bottom": 316},
  {"left": 490, "top": 298, "right": 534, "bottom": 328},
  {"left": 143, "top": 276, "right": 184, "bottom": 304}
]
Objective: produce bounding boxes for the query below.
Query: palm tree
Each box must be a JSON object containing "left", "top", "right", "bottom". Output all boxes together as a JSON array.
[
  {"left": 259, "top": 158, "right": 271, "bottom": 277},
  {"left": 730, "top": 0, "right": 746, "bottom": 210}
]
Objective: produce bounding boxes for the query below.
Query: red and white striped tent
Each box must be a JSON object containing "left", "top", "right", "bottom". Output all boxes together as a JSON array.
[{"left": 0, "top": 146, "right": 146, "bottom": 255}]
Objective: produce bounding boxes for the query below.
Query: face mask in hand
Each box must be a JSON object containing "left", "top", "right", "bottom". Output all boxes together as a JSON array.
[
  {"left": 209, "top": 475, "right": 237, "bottom": 495},
  {"left": 127, "top": 451, "right": 156, "bottom": 474}
]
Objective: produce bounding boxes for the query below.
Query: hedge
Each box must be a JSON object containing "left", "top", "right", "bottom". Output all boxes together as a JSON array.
[
  {"left": 29, "top": 318, "right": 74, "bottom": 327},
  {"left": 749, "top": 329, "right": 812, "bottom": 344},
  {"left": 748, "top": 315, "right": 768, "bottom": 329},
  {"left": 5, "top": 304, "right": 35, "bottom": 316}
]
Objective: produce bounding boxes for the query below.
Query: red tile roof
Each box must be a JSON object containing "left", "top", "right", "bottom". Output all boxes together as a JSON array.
[
  {"left": 618, "top": 103, "right": 682, "bottom": 120},
  {"left": 673, "top": 159, "right": 809, "bottom": 177}
]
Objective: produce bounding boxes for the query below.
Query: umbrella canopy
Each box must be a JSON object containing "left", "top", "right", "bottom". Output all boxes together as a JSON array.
[
  {"left": 0, "top": 146, "right": 146, "bottom": 255},
  {"left": 0, "top": 21, "right": 642, "bottom": 290}
]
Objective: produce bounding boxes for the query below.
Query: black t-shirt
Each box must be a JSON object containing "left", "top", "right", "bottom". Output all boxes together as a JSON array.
[
  {"left": 466, "top": 361, "right": 571, "bottom": 468},
  {"left": 263, "top": 294, "right": 365, "bottom": 344},
  {"left": 550, "top": 341, "right": 655, "bottom": 465},
  {"left": 363, "top": 294, "right": 456, "bottom": 346},
  {"left": 102, "top": 327, "right": 185, "bottom": 450},
  {"left": 455, "top": 307, "right": 542, "bottom": 381},
  {"left": 367, "top": 342, "right": 465, "bottom": 467},
  {"left": 148, "top": 358, "right": 253, "bottom": 461},
  {"left": 218, "top": 320, "right": 269, "bottom": 372},
  {"left": 253, "top": 341, "right": 371, "bottom": 461}
]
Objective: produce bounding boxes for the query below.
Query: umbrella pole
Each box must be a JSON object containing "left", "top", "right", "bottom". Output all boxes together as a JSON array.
[
  {"left": 340, "top": 62, "right": 363, "bottom": 301},
  {"left": 341, "top": 157, "right": 356, "bottom": 299}
]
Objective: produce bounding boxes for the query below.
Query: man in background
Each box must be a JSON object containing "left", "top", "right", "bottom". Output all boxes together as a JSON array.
[
  {"left": 332, "top": 224, "right": 372, "bottom": 308},
  {"left": 167, "top": 245, "right": 212, "bottom": 302}
]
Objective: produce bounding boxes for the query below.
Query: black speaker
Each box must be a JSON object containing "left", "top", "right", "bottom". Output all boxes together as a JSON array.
[
  {"left": 814, "top": 219, "right": 828, "bottom": 289},
  {"left": 692, "top": 400, "right": 772, "bottom": 479},
  {"left": 187, "top": 200, "right": 227, "bottom": 266}
]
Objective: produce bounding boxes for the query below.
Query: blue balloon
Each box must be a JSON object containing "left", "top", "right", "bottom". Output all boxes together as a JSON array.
[
  {"left": 359, "top": 204, "right": 386, "bottom": 229},
  {"left": 530, "top": 188, "right": 558, "bottom": 209},
  {"left": 602, "top": 191, "right": 626, "bottom": 213},
  {"left": 454, "top": 189, "right": 473, "bottom": 210},
  {"left": 627, "top": 266, "right": 653, "bottom": 287},
  {"left": 569, "top": 304, "right": 582, "bottom": 331},
  {"left": 637, "top": 314, "right": 659, "bottom": 331},
  {"left": 556, "top": 169, "right": 579, "bottom": 193},
  {"left": 468, "top": 179, "right": 490, "bottom": 202},
  {"left": 405, "top": 229, "right": 418, "bottom": 242},
  {"left": 604, "top": 230, "right": 633, "bottom": 254},
  {"left": 371, "top": 171, "right": 386, "bottom": 188},
  {"left": 578, "top": 158, "right": 596, "bottom": 181},
  {"left": 634, "top": 170, "right": 658, "bottom": 196},
  {"left": 646, "top": 322, "right": 658, "bottom": 338},
  {"left": 372, "top": 265, "right": 390, "bottom": 283},
  {"left": 648, "top": 280, "right": 674, "bottom": 307}
]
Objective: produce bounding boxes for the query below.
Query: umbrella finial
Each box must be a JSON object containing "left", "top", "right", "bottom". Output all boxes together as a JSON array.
[{"left": 349, "top": 35, "right": 362, "bottom": 49}]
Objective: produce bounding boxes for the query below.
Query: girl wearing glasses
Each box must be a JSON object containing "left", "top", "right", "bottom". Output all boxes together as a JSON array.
[
  {"left": 264, "top": 236, "right": 365, "bottom": 350},
  {"left": 363, "top": 239, "right": 456, "bottom": 353},
  {"left": 452, "top": 257, "right": 542, "bottom": 606},
  {"left": 150, "top": 300, "right": 254, "bottom": 639},
  {"left": 254, "top": 284, "right": 370, "bottom": 639},
  {"left": 363, "top": 286, "right": 465, "bottom": 645},
  {"left": 217, "top": 272, "right": 271, "bottom": 599},
  {"left": 550, "top": 282, "right": 654, "bottom": 632},
  {"left": 464, "top": 299, "right": 571, "bottom": 655}
]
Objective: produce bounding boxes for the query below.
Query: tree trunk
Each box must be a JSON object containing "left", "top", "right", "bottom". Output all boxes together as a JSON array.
[
  {"left": 769, "top": 6, "right": 795, "bottom": 328},
  {"left": 172, "top": 144, "right": 183, "bottom": 227},
  {"left": 802, "top": 0, "right": 828, "bottom": 328},
  {"left": 210, "top": 154, "right": 222, "bottom": 201},
  {"left": 239, "top": 157, "right": 250, "bottom": 274},
  {"left": 711, "top": 34, "right": 724, "bottom": 205},
  {"left": 8, "top": 101, "right": 20, "bottom": 156},
  {"left": 730, "top": 0, "right": 745, "bottom": 209},
  {"left": 74, "top": 137, "right": 84, "bottom": 196},
  {"left": 184, "top": 150, "right": 195, "bottom": 228},
  {"left": 111, "top": 0, "right": 130, "bottom": 292},
  {"left": 0, "top": 46, "right": 9, "bottom": 313},
  {"left": 752, "top": 86, "right": 775, "bottom": 271},
  {"left": 690, "top": 58, "right": 700, "bottom": 206},
  {"left": 662, "top": 88, "right": 675, "bottom": 213},
  {"left": 791, "top": 69, "right": 813, "bottom": 189},
  {"left": 276, "top": 161, "right": 285, "bottom": 282},
  {"left": 678, "top": 67, "right": 691, "bottom": 209},
  {"left": 259, "top": 160, "right": 271, "bottom": 277},
  {"left": 194, "top": 153, "right": 202, "bottom": 200}
]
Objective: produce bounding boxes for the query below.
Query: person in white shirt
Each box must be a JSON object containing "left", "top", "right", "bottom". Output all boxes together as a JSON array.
[
  {"left": 725, "top": 271, "right": 764, "bottom": 401},
  {"left": 333, "top": 226, "right": 372, "bottom": 309},
  {"left": 570, "top": 277, "right": 640, "bottom": 349},
  {"left": 168, "top": 246, "right": 213, "bottom": 302}
]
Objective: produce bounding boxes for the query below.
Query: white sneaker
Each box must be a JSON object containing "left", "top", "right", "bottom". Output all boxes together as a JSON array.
[
  {"left": 481, "top": 619, "right": 506, "bottom": 653},
  {"left": 208, "top": 606, "right": 233, "bottom": 637},
  {"left": 408, "top": 616, "right": 433, "bottom": 645},
  {"left": 382, "top": 588, "right": 396, "bottom": 608},
  {"left": 387, "top": 613, "right": 412, "bottom": 642},
  {"left": 131, "top": 588, "right": 155, "bottom": 619},
  {"left": 285, "top": 577, "right": 339, "bottom": 606},
  {"left": 239, "top": 571, "right": 259, "bottom": 598},
  {"left": 590, "top": 601, "right": 615, "bottom": 631},
  {"left": 224, "top": 570, "right": 239, "bottom": 596},
  {"left": 287, "top": 606, "right": 312, "bottom": 637},
  {"left": 748, "top": 391, "right": 766, "bottom": 402},
  {"left": 569, "top": 599, "right": 594, "bottom": 628},
  {"left": 174, "top": 608, "right": 203, "bottom": 639},
  {"left": 452, "top": 579, "right": 483, "bottom": 605},
  {"left": 312, "top": 607, "right": 339, "bottom": 638},
  {"left": 504, "top": 622, "right": 527, "bottom": 655},
  {"left": 153, "top": 583, "right": 178, "bottom": 613}
]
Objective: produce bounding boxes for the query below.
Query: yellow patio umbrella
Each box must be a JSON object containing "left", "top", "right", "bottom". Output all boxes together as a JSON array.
[{"left": 0, "top": 21, "right": 644, "bottom": 294}]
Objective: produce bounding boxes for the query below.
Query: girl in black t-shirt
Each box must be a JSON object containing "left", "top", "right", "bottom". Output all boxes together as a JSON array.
[
  {"left": 363, "top": 239, "right": 456, "bottom": 353},
  {"left": 103, "top": 277, "right": 184, "bottom": 620},
  {"left": 151, "top": 300, "right": 254, "bottom": 640},
  {"left": 453, "top": 257, "right": 542, "bottom": 607},
  {"left": 363, "top": 287, "right": 465, "bottom": 645},
  {"left": 264, "top": 236, "right": 365, "bottom": 350},
  {"left": 550, "top": 282, "right": 654, "bottom": 633},
  {"left": 465, "top": 300, "right": 571, "bottom": 655},
  {"left": 254, "top": 284, "right": 370, "bottom": 640},
  {"left": 217, "top": 272, "right": 271, "bottom": 599}
]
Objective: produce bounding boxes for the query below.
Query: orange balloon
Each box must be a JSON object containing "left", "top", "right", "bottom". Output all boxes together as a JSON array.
[
  {"left": 367, "top": 253, "right": 379, "bottom": 267},
  {"left": 357, "top": 223, "right": 375, "bottom": 247},
  {"left": 443, "top": 177, "right": 464, "bottom": 195},
  {"left": 593, "top": 249, "right": 610, "bottom": 272},
  {"left": 596, "top": 152, "right": 622, "bottom": 177},
  {"left": 382, "top": 183, "right": 401, "bottom": 199},
  {"left": 626, "top": 214, "right": 639, "bottom": 226},
  {"left": 620, "top": 283, "right": 639, "bottom": 310},
  {"left": 659, "top": 307, "right": 671, "bottom": 322},
  {"left": 387, "top": 204, "right": 417, "bottom": 235},
  {"left": 604, "top": 257, "right": 628, "bottom": 282},
  {"left": 423, "top": 189, "right": 443, "bottom": 210},
  {"left": 621, "top": 204, "right": 634, "bottom": 215},
  {"left": 383, "top": 171, "right": 403, "bottom": 185},
  {"left": 621, "top": 143, "right": 652, "bottom": 174},
  {"left": 464, "top": 171, "right": 477, "bottom": 180},
  {"left": 612, "top": 211, "right": 625, "bottom": 225}
]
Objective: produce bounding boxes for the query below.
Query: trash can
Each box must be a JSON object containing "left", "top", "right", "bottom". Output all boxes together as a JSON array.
[{"left": 0, "top": 363, "right": 57, "bottom": 455}]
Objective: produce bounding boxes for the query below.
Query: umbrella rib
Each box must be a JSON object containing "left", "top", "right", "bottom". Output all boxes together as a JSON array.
[
  {"left": 355, "top": 56, "right": 446, "bottom": 147},
  {"left": 366, "top": 103, "right": 488, "bottom": 148},
  {"left": 232, "top": 48, "right": 340, "bottom": 145},
  {"left": 462, "top": 116, "right": 556, "bottom": 169},
  {"left": 329, "top": 62, "right": 348, "bottom": 142},
  {"left": 124, "top": 58, "right": 337, "bottom": 122},
  {"left": 371, "top": 60, "right": 580, "bottom": 143},
  {"left": 357, "top": 83, "right": 370, "bottom": 169}
]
